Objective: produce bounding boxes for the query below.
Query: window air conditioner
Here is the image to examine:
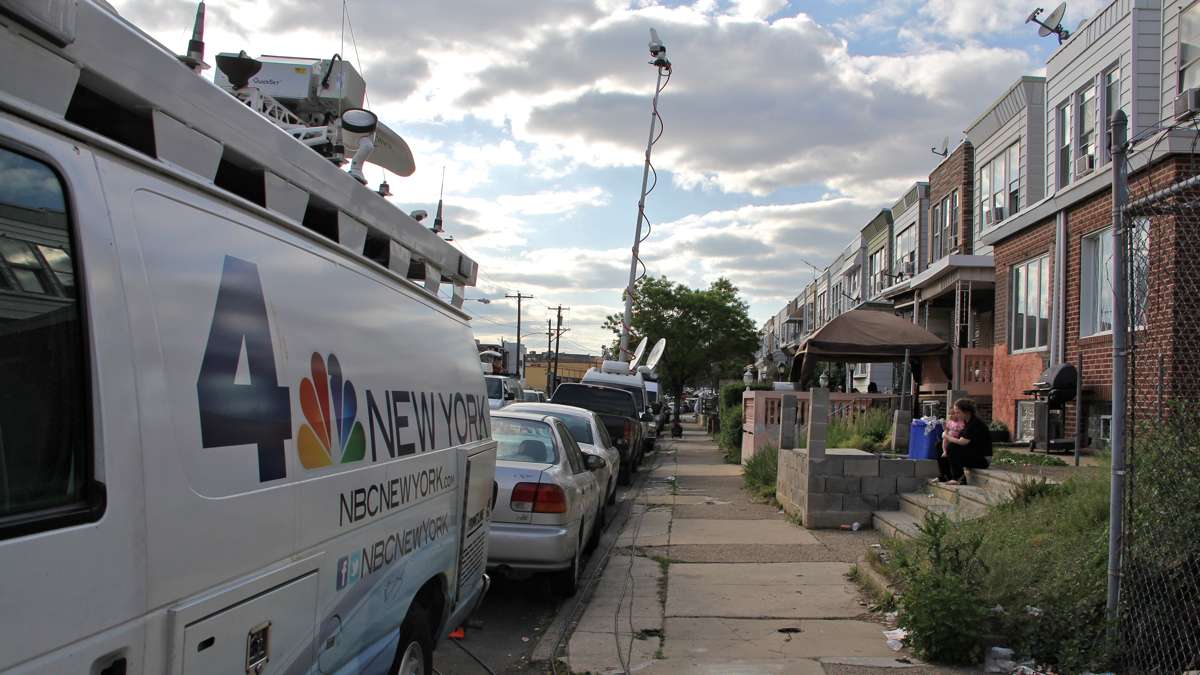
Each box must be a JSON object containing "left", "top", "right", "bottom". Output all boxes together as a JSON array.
[
  {"left": 993, "top": 206, "right": 1005, "bottom": 221},
  {"left": 1074, "top": 153, "right": 1096, "bottom": 175},
  {"left": 1174, "top": 88, "right": 1200, "bottom": 120},
  {"left": 903, "top": 260, "right": 915, "bottom": 276}
]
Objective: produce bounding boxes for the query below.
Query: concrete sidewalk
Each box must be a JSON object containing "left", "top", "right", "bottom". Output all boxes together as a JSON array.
[{"left": 564, "top": 423, "right": 952, "bottom": 675}]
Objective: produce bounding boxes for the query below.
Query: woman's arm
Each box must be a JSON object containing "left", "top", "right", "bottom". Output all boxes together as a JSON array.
[{"left": 946, "top": 433, "right": 970, "bottom": 446}]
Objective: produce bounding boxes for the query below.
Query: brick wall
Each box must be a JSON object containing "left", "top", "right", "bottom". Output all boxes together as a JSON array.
[{"left": 928, "top": 142, "right": 975, "bottom": 256}]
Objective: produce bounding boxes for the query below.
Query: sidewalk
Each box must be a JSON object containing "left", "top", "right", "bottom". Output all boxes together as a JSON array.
[{"left": 564, "top": 422, "right": 942, "bottom": 675}]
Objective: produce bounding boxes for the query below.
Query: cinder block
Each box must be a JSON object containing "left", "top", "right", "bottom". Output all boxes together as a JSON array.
[
  {"left": 913, "top": 460, "right": 941, "bottom": 478},
  {"left": 843, "top": 457, "right": 880, "bottom": 477},
  {"left": 880, "top": 458, "right": 915, "bottom": 477},
  {"left": 809, "top": 457, "right": 844, "bottom": 476},
  {"left": 807, "top": 474, "right": 825, "bottom": 493},
  {"left": 897, "top": 476, "right": 929, "bottom": 494},
  {"left": 877, "top": 494, "right": 901, "bottom": 511},
  {"left": 861, "top": 475, "right": 897, "bottom": 495},
  {"left": 824, "top": 476, "right": 860, "bottom": 494},
  {"left": 805, "top": 509, "right": 873, "bottom": 529},
  {"left": 844, "top": 494, "right": 877, "bottom": 512},
  {"left": 806, "top": 492, "right": 842, "bottom": 510}
]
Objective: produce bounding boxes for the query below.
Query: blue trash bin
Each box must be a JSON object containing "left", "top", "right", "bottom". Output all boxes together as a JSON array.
[{"left": 908, "top": 419, "right": 943, "bottom": 460}]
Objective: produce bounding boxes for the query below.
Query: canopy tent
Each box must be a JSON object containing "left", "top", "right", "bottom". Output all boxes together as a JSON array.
[{"left": 788, "top": 309, "right": 950, "bottom": 385}]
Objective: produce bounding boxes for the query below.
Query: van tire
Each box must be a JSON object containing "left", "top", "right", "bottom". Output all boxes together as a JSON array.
[
  {"left": 552, "top": 534, "right": 582, "bottom": 597},
  {"left": 391, "top": 604, "right": 434, "bottom": 675}
]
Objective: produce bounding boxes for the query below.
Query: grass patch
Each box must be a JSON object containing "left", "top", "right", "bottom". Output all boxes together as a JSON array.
[
  {"left": 828, "top": 407, "right": 893, "bottom": 451},
  {"left": 881, "top": 471, "right": 1112, "bottom": 671},
  {"left": 992, "top": 449, "right": 1068, "bottom": 467},
  {"left": 742, "top": 443, "right": 778, "bottom": 500}
]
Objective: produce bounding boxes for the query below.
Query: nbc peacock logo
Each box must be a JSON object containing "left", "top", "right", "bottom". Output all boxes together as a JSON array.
[{"left": 297, "top": 352, "right": 366, "bottom": 469}]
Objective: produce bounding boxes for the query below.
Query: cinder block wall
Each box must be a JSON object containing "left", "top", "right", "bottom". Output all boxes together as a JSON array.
[{"left": 777, "top": 447, "right": 940, "bottom": 529}]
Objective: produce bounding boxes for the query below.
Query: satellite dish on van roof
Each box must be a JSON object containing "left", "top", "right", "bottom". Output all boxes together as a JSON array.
[
  {"left": 629, "top": 337, "right": 649, "bottom": 371},
  {"left": 370, "top": 122, "right": 416, "bottom": 177},
  {"left": 645, "top": 338, "right": 666, "bottom": 372}
]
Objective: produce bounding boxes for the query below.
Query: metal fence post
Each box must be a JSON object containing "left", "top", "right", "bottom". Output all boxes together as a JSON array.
[{"left": 1106, "top": 109, "right": 1129, "bottom": 621}]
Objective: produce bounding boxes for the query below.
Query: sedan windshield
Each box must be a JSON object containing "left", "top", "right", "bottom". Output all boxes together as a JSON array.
[{"left": 493, "top": 416, "right": 558, "bottom": 464}]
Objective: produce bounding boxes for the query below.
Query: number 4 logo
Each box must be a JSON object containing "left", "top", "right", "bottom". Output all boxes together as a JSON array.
[{"left": 197, "top": 256, "right": 292, "bottom": 481}]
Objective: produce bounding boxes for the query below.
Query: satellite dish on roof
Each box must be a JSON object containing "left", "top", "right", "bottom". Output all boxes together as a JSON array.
[
  {"left": 370, "top": 122, "right": 416, "bottom": 177},
  {"left": 931, "top": 135, "right": 948, "bottom": 157},
  {"left": 216, "top": 51, "right": 261, "bottom": 89},
  {"left": 645, "top": 338, "right": 666, "bottom": 372},
  {"left": 1026, "top": 3, "right": 1071, "bottom": 44},
  {"left": 629, "top": 337, "right": 649, "bottom": 371}
]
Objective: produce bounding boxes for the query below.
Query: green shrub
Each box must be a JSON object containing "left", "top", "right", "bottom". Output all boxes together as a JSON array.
[
  {"left": 828, "top": 407, "right": 893, "bottom": 451},
  {"left": 719, "top": 408, "right": 743, "bottom": 463},
  {"left": 895, "top": 513, "right": 989, "bottom": 665},
  {"left": 743, "top": 443, "right": 778, "bottom": 500}
]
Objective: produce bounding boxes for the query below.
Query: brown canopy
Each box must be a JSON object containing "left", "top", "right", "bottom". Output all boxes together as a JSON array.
[{"left": 789, "top": 309, "right": 949, "bottom": 384}]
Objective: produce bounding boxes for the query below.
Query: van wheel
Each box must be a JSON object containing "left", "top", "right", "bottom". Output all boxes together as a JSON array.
[
  {"left": 391, "top": 604, "right": 433, "bottom": 675},
  {"left": 552, "top": 534, "right": 582, "bottom": 597}
]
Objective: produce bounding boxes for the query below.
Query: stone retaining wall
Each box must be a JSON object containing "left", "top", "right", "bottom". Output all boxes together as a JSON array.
[{"left": 778, "top": 447, "right": 940, "bottom": 528}]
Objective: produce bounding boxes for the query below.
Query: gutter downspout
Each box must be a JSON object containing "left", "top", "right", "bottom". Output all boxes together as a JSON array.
[{"left": 1051, "top": 211, "right": 1068, "bottom": 366}]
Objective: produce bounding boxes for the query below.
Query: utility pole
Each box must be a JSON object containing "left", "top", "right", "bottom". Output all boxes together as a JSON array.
[
  {"left": 1106, "top": 110, "right": 1129, "bottom": 623},
  {"left": 546, "top": 319, "right": 554, "bottom": 396},
  {"left": 505, "top": 292, "right": 533, "bottom": 381},
  {"left": 549, "top": 305, "right": 569, "bottom": 394}
]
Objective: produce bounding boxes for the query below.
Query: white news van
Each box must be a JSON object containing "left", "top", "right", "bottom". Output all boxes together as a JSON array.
[{"left": 0, "top": 2, "right": 496, "bottom": 673}]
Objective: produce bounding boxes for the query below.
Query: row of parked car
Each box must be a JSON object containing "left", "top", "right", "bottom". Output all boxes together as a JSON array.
[{"left": 484, "top": 366, "right": 672, "bottom": 595}]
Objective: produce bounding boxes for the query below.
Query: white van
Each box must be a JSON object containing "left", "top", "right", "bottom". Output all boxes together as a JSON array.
[
  {"left": 582, "top": 361, "right": 655, "bottom": 451},
  {"left": 485, "top": 374, "right": 522, "bottom": 410},
  {"left": 0, "top": 3, "right": 495, "bottom": 674}
]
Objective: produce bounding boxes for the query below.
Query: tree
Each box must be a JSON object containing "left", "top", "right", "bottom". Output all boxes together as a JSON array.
[{"left": 602, "top": 276, "right": 759, "bottom": 413}]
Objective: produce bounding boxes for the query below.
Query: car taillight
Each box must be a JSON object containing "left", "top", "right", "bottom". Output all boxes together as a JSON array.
[
  {"left": 624, "top": 420, "right": 634, "bottom": 440},
  {"left": 509, "top": 482, "right": 568, "bottom": 514}
]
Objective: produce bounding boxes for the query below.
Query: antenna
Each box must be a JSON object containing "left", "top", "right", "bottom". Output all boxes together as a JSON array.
[
  {"left": 178, "top": 2, "right": 210, "bottom": 73},
  {"left": 629, "top": 337, "right": 649, "bottom": 371},
  {"left": 931, "top": 135, "right": 948, "bottom": 157},
  {"left": 1026, "top": 3, "right": 1071, "bottom": 44},
  {"left": 644, "top": 338, "right": 666, "bottom": 372},
  {"left": 432, "top": 167, "right": 445, "bottom": 234}
]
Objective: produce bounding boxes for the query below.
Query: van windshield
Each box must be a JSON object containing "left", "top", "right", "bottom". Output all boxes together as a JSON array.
[
  {"left": 551, "top": 385, "right": 637, "bottom": 418},
  {"left": 595, "top": 381, "right": 645, "bottom": 410},
  {"left": 485, "top": 377, "right": 504, "bottom": 399},
  {"left": 493, "top": 417, "right": 558, "bottom": 464}
]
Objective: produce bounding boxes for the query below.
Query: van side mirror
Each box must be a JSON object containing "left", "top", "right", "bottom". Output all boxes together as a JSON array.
[{"left": 585, "top": 454, "right": 606, "bottom": 471}]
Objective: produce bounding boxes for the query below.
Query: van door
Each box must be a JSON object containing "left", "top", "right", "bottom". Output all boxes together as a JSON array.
[{"left": 0, "top": 118, "right": 146, "bottom": 673}]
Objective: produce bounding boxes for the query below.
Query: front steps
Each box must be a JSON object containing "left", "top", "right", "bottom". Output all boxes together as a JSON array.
[{"left": 872, "top": 467, "right": 1043, "bottom": 540}]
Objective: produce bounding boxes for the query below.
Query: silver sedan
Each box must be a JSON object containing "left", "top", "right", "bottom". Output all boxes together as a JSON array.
[
  {"left": 487, "top": 411, "right": 606, "bottom": 596},
  {"left": 504, "top": 402, "right": 622, "bottom": 508}
]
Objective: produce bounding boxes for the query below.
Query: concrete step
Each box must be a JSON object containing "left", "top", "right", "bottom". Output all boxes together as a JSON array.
[
  {"left": 872, "top": 509, "right": 923, "bottom": 540},
  {"left": 967, "top": 467, "right": 1054, "bottom": 501},
  {"left": 927, "top": 481, "right": 1003, "bottom": 513},
  {"left": 899, "top": 492, "right": 955, "bottom": 519}
]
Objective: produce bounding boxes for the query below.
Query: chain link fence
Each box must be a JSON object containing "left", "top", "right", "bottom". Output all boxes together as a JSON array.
[{"left": 1116, "top": 130, "right": 1200, "bottom": 672}]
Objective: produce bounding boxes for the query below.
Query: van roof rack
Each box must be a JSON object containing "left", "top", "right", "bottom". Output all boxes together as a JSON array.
[{"left": 0, "top": 0, "right": 477, "bottom": 304}]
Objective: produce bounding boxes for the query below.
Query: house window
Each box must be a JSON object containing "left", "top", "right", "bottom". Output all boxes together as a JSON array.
[
  {"left": 991, "top": 156, "right": 1004, "bottom": 221},
  {"left": 931, "top": 204, "right": 942, "bottom": 261},
  {"left": 868, "top": 247, "right": 886, "bottom": 296},
  {"left": 1103, "top": 67, "right": 1120, "bottom": 160},
  {"left": 1006, "top": 144, "right": 1020, "bottom": 216},
  {"left": 894, "top": 225, "right": 916, "bottom": 277},
  {"left": 816, "top": 292, "right": 827, "bottom": 325},
  {"left": 1058, "top": 102, "right": 1073, "bottom": 188},
  {"left": 979, "top": 166, "right": 991, "bottom": 229},
  {"left": 950, "top": 190, "right": 959, "bottom": 252},
  {"left": 1180, "top": 3, "right": 1200, "bottom": 92},
  {"left": 1080, "top": 228, "right": 1114, "bottom": 336},
  {"left": 1011, "top": 254, "right": 1050, "bottom": 351},
  {"left": 1077, "top": 86, "right": 1096, "bottom": 175}
]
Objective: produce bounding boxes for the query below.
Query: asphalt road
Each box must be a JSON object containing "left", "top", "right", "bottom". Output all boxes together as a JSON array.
[{"left": 433, "top": 442, "right": 663, "bottom": 675}]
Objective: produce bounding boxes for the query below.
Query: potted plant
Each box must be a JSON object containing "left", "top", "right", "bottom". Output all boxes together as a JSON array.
[{"left": 988, "top": 419, "right": 1010, "bottom": 443}]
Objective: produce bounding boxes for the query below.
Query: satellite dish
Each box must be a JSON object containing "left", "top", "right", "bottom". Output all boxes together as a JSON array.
[
  {"left": 645, "top": 338, "right": 666, "bottom": 372},
  {"left": 215, "top": 51, "right": 261, "bottom": 89},
  {"left": 931, "top": 135, "right": 948, "bottom": 157},
  {"left": 370, "top": 122, "right": 416, "bottom": 177},
  {"left": 1026, "top": 3, "right": 1071, "bottom": 43},
  {"left": 629, "top": 337, "right": 649, "bottom": 371}
]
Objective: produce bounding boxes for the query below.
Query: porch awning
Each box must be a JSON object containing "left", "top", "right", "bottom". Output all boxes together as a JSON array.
[{"left": 789, "top": 309, "right": 949, "bottom": 384}]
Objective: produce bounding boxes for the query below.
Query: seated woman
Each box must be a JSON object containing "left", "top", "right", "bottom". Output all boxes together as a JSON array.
[{"left": 937, "top": 398, "right": 992, "bottom": 485}]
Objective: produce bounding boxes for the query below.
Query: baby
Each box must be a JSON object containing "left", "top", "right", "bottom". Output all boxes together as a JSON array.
[{"left": 942, "top": 409, "right": 964, "bottom": 457}]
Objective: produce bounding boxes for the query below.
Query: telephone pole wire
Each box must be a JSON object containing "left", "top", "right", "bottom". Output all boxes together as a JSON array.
[
  {"left": 549, "top": 305, "right": 570, "bottom": 394},
  {"left": 505, "top": 292, "right": 533, "bottom": 380}
]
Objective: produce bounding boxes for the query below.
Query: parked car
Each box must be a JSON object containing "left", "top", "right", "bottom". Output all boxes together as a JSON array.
[
  {"left": 581, "top": 364, "right": 656, "bottom": 452},
  {"left": 486, "top": 374, "right": 523, "bottom": 410},
  {"left": 521, "top": 389, "right": 547, "bottom": 402},
  {"left": 550, "top": 382, "right": 648, "bottom": 483},
  {"left": 506, "top": 402, "right": 622, "bottom": 505},
  {"left": 488, "top": 412, "right": 606, "bottom": 596}
]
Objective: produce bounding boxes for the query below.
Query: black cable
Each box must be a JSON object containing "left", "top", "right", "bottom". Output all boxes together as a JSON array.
[{"left": 450, "top": 638, "right": 499, "bottom": 675}]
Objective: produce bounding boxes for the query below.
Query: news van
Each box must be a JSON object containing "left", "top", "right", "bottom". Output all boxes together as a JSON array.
[{"left": 0, "top": 2, "right": 495, "bottom": 674}]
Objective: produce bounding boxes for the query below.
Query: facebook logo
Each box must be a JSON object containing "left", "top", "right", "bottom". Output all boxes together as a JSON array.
[{"left": 336, "top": 556, "right": 350, "bottom": 590}]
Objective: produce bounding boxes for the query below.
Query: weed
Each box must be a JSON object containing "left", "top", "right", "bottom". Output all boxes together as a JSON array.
[
  {"left": 992, "top": 449, "right": 1067, "bottom": 467},
  {"left": 1001, "top": 477, "right": 1061, "bottom": 509},
  {"left": 828, "top": 407, "right": 893, "bottom": 451},
  {"left": 742, "top": 443, "right": 779, "bottom": 500}
]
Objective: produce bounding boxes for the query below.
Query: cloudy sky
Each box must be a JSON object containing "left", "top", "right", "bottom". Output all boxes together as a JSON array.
[{"left": 113, "top": 0, "right": 1103, "bottom": 355}]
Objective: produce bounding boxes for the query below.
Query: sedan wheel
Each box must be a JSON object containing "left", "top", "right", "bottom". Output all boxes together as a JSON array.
[{"left": 552, "top": 535, "right": 582, "bottom": 597}]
